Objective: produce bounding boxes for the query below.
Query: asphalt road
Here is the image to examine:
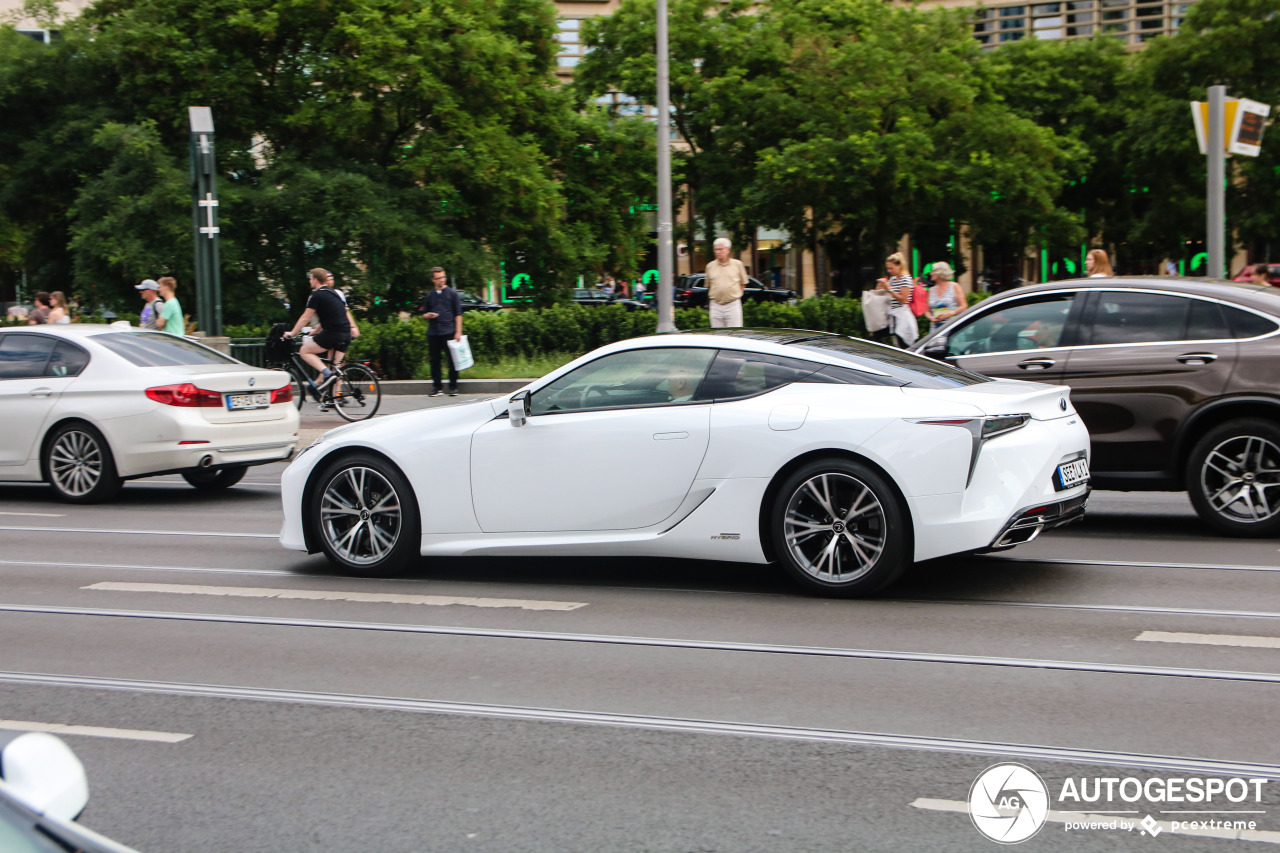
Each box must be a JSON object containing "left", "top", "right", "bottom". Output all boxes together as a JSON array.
[{"left": 3, "top": 396, "right": 1279, "bottom": 851}]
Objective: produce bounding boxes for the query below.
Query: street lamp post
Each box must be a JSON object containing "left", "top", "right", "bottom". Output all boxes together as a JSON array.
[
  {"left": 655, "top": 0, "right": 676, "bottom": 333},
  {"left": 188, "top": 106, "right": 223, "bottom": 336},
  {"left": 1206, "top": 85, "right": 1226, "bottom": 280}
]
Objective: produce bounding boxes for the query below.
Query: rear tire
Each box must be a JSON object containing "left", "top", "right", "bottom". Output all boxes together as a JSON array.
[
  {"left": 1186, "top": 418, "right": 1280, "bottom": 537},
  {"left": 44, "top": 423, "right": 123, "bottom": 504},
  {"left": 310, "top": 452, "right": 419, "bottom": 576},
  {"left": 770, "top": 458, "right": 910, "bottom": 597},
  {"left": 182, "top": 466, "right": 248, "bottom": 490},
  {"left": 329, "top": 362, "right": 381, "bottom": 422}
]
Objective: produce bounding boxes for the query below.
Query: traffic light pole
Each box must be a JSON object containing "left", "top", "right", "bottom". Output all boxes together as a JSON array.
[
  {"left": 1207, "top": 85, "right": 1226, "bottom": 280},
  {"left": 655, "top": 0, "right": 675, "bottom": 334},
  {"left": 189, "top": 107, "right": 223, "bottom": 337}
]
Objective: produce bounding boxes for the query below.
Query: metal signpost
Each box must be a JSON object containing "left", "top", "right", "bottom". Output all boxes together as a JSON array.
[
  {"left": 1191, "top": 89, "right": 1271, "bottom": 279},
  {"left": 655, "top": 0, "right": 675, "bottom": 333},
  {"left": 188, "top": 106, "right": 223, "bottom": 336}
]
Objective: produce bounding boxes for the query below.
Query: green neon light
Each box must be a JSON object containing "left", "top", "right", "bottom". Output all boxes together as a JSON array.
[{"left": 642, "top": 269, "right": 659, "bottom": 285}]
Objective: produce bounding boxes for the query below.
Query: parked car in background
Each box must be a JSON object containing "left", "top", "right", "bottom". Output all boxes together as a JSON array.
[
  {"left": 282, "top": 329, "right": 1089, "bottom": 597},
  {"left": 911, "top": 277, "right": 1280, "bottom": 536},
  {"left": 457, "top": 290, "right": 504, "bottom": 312},
  {"left": 571, "top": 288, "right": 651, "bottom": 311},
  {"left": 675, "top": 274, "right": 797, "bottom": 309},
  {"left": 0, "top": 325, "right": 298, "bottom": 502},
  {"left": 1232, "top": 264, "right": 1280, "bottom": 287}
]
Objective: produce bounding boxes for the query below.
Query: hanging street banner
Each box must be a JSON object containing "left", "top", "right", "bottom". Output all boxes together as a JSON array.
[{"left": 1191, "top": 97, "right": 1272, "bottom": 157}]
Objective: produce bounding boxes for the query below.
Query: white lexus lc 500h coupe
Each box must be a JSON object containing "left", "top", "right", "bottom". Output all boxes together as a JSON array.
[{"left": 281, "top": 330, "right": 1091, "bottom": 597}]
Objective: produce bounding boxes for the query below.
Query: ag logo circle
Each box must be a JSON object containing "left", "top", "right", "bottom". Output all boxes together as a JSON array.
[{"left": 969, "top": 763, "right": 1049, "bottom": 844}]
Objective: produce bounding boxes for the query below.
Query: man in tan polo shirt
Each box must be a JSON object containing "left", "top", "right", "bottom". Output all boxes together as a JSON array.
[{"left": 706, "top": 237, "right": 747, "bottom": 327}]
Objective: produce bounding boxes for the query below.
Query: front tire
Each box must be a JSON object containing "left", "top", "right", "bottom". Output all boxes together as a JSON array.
[
  {"left": 182, "top": 466, "right": 248, "bottom": 490},
  {"left": 44, "top": 423, "right": 123, "bottom": 504},
  {"left": 771, "top": 458, "right": 910, "bottom": 597},
  {"left": 1187, "top": 418, "right": 1280, "bottom": 537},
  {"left": 310, "top": 453, "right": 419, "bottom": 575}
]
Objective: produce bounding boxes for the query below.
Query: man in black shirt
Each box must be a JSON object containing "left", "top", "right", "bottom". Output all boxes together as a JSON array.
[
  {"left": 419, "top": 266, "right": 464, "bottom": 396},
  {"left": 285, "top": 268, "right": 352, "bottom": 382}
]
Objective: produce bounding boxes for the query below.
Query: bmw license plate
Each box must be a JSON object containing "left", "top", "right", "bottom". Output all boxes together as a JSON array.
[
  {"left": 226, "top": 392, "right": 270, "bottom": 411},
  {"left": 1055, "top": 457, "right": 1090, "bottom": 490}
]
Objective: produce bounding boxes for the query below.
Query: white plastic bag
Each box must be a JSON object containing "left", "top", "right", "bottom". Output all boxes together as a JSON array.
[{"left": 447, "top": 335, "right": 474, "bottom": 371}]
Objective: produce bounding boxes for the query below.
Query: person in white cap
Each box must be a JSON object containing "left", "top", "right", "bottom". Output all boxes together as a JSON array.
[{"left": 136, "top": 279, "right": 163, "bottom": 329}]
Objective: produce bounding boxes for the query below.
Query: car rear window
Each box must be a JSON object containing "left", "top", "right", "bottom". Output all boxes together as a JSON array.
[
  {"left": 92, "top": 332, "right": 238, "bottom": 366},
  {"left": 789, "top": 337, "right": 990, "bottom": 388}
]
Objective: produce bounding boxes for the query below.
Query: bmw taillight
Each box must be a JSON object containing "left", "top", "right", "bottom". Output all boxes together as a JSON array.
[
  {"left": 146, "top": 383, "right": 222, "bottom": 407},
  {"left": 270, "top": 385, "right": 293, "bottom": 404}
]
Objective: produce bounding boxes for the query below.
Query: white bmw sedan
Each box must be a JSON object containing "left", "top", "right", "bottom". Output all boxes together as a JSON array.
[
  {"left": 282, "top": 330, "right": 1091, "bottom": 597},
  {"left": 0, "top": 325, "right": 298, "bottom": 502}
]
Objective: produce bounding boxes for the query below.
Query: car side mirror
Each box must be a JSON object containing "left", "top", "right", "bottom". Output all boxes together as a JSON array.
[
  {"left": 508, "top": 390, "right": 531, "bottom": 427},
  {"left": 921, "top": 338, "right": 949, "bottom": 361},
  {"left": 0, "top": 732, "right": 90, "bottom": 821}
]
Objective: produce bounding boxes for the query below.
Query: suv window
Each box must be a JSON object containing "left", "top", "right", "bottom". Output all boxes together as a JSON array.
[
  {"left": 1185, "top": 299, "right": 1231, "bottom": 341},
  {"left": 945, "top": 293, "right": 1076, "bottom": 356},
  {"left": 1223, "top": 305, "right": 1279, "bottom": 339},
  {"left": 1088, "top": 292, "right": 1189, "bottom": 345},
  {"left": 0, "top": 333, "right": 57, "bottom": 379},
  {"left": 531, "top": 347, "right": 716, "bottom": 414}
]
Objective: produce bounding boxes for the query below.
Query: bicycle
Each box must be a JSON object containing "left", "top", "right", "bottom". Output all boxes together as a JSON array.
[{"left": 264, "top": 325, "right": 382, "bottom": 422}]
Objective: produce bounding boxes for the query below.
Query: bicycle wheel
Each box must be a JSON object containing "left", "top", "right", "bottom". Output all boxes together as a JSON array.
[
  {"left": 328, "top": 362, "right": 381, "bottom": 422},
  {"left": 292, "top": 370, "right": 307, "bottom": 410}
]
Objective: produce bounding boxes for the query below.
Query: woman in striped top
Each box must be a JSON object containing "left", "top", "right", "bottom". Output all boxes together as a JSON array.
[{"left": 875, "top": 252, "right": 917, "bottom": 346}]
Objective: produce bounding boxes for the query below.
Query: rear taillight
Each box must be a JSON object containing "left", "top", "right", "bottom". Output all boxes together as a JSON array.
[
  {"left": 270, "top": 385, "right": 293, "bottom": 404},
  {"left": 681, "top": 290, "right": 692, "bottom": 298},
  {"left": 146, "top": 383, "right": 222, "bottom": 407}
]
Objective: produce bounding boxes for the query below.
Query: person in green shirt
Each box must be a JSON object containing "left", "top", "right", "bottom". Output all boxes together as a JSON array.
[{"left": 156, "top": 276, "right": 185, "bottom": 336}]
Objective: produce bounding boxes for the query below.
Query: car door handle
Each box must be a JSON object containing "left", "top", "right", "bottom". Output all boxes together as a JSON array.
[
  {"left": 1017, "top": 358, "right": 1055, "bottom": 370},
  {"left": 28, "top": 388, "right": 54, "bottom": 397},
  {"left": 1177, "top": 353, "right": 1217, "bottom": 365},
  {"left": 653, "top": 432, "right": 688, "bottom": 441}
]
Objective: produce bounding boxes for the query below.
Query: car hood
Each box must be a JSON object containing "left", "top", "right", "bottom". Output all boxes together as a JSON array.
[{"left": 901, "top": 378, "right": 1075, "bottom": 420}]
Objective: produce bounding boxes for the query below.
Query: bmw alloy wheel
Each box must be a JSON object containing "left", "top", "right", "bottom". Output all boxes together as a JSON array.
[{"left": 44, "top": 424, "right": 122, "bottom": 503}]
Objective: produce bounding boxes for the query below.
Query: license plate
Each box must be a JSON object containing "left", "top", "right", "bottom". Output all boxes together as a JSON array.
[
  {"left": 1055, "top": 457, "right": 1090, "bottom": 490},
  {"left": 226, "top": 392, "right": 270, "bottom": 411}
]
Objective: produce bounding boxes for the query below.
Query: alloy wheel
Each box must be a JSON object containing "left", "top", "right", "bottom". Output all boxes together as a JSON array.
[
  {"left": 319, "top": 466, "right": 402, "bottom": 566},
  {"left": 1199, "top": 434, "right": 1280, "bottom": 524},
  {"left": 782, "top": 471, "right": 887, "bottom": 583},
  {"left": 49, "top": 429, "right": 104, "bottom": 498}
]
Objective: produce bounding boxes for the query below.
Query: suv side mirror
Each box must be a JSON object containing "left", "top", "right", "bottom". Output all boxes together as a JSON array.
[
  {"left": 508, "top": 390, "right": 531, "bottom": 427},
  {"left": 921, "top": 338, "right": 949, "bottom": 361}
]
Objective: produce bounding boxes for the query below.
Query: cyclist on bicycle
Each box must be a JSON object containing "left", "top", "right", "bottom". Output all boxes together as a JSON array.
[{"left": 285, "top": 268, "right": 351, "bottom": 385}]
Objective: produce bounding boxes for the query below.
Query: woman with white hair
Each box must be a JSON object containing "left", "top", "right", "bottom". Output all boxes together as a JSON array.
[{"left": 926, "top": 262, "right": 966, "bottom": 332}]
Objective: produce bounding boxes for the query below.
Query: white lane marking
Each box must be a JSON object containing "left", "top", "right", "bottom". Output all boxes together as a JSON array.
[
  {"left": 0, "top": 719, "right": 191, "bottom": 743},
  {"left": 0, "top": 526, "right": 276, "bottom": 539},
  {"left": 1137, "top": 631, "right": 1280, "bottom": 649},
  {"left": 0, "top": 511, "right": 66, "bottom": 517},
  {"left": 83, "top": 581, "right": 588, "bottom": 612},
  {"left": 912, "top": 798, "right": 1280, "bottom": 844},
  {"left": 5, "top": 671, "right": 1280, "bottom": 780}
]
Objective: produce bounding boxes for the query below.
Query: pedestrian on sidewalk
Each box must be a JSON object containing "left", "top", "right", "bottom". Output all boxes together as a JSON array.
[
  {"left": 136, "top": 279, "right": 163, "bottom": 329},
  {"left": 706, "top": 237, "right": 747, "bottom": 328},
  {"left": 26, "top": 292, "right": 51, "bottom": 325},
  {"left": 420, "top": 266, "right": 463, "bottom": 397},
  {"left": 156, "top": 276, "right": 185, "bottom": 337}
]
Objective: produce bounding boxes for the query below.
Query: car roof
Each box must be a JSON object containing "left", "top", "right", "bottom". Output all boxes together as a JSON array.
[
  {"left": 990, "top": 277, "right": 1280, "bottom": 314},
  {"left": 0, "top": 324, "right": 126, "bottom": 338}
]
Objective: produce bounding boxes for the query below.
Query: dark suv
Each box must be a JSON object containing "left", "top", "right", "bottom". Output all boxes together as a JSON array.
[
  {"left": 911, "top": 277, "right": 1280, "bottom": 536},
  {"left": 676, "top": 274, "right": 796, "bottom": 308}
]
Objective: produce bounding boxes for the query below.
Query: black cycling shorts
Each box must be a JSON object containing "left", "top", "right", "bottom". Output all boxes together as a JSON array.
[{"left": 311, "top": 330, "right": 350, "bottom": 353}]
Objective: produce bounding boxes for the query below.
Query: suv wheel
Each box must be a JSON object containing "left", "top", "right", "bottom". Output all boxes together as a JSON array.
[{"left": 1187, "top": 418, "right": 1280, "bottom": 537}]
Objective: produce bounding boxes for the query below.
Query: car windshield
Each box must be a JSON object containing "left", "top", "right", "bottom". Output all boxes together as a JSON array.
[
  {"left": 790, "top": 337, "right": 991, "bottom": 388},
  {"left": 92, "top": 332, "right": 238, "bottom": 366}
]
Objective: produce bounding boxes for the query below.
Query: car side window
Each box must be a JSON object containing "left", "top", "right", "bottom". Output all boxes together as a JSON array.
[
  {"left": 1222, "top": 305, "right": 1280, "bottom": 339},
  {"left": 45, "top": 341, "right": 90, "bottom": 377},
  {"left": 530, "top": 347, "right": 716, "bottom": 415},
  {"left": 1087, "top": 292, "right": 1188, "bottom": 345},
  {"left": 945, "top": 294, "right": 1076, "bottom": 356},
  {"left": 1184, "top": 299, "right": 1231, "bottom": 341},
  {"left": 0, "top": 333, "right": 57, "bottom": 379},
  {"left": 698, "top": 350, "right": 820, "bottom": 400}
]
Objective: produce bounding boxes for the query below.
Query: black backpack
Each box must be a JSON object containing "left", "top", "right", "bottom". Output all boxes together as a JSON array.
[{"left": 263, "top": 323, "right": 293, "bottom": 366}]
